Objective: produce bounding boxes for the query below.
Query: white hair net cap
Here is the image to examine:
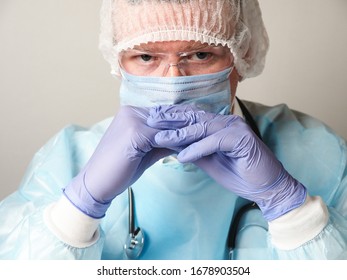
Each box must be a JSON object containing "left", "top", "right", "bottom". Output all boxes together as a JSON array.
[{"left": 99, "top": 0, "right": 269, "bottom": 80}]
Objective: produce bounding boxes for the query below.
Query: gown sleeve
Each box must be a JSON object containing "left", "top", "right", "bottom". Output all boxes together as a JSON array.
[
  {"left": 268, "top": 194, "right": 347, "bottom": 259},
  {"left": 0, "top": 120, "right": 110, "bottom": 259},
  {"left": 250, "top": 101, "right": 347, "bottom": 260},
  {"left": 277, "top": 119, "right": 347, "bottom": 259}
]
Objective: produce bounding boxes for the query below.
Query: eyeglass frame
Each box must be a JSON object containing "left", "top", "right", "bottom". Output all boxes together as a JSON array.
[{"left": 118, "top": 44, "right": 234, "bottom": 77}]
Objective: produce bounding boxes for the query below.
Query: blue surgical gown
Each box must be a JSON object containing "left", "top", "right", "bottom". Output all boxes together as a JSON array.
[{"left": 0, "top": 100, "right": 347, "bottom": 259}]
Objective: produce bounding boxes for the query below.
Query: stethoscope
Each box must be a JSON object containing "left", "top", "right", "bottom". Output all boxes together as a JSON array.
[
  {"left": 123, "top": 99, "right": 268, "bottom": 260},
  {"left": 124, "top": 187, "right": 145, "bottom": 259}
]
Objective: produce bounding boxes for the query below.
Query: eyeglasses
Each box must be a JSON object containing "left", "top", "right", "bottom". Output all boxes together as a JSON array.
[{"left": 119, "top": 45, "right": 233, "bottom": 77}]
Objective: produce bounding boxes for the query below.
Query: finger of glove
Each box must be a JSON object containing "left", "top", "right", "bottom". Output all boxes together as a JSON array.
[
  {"left": 125, "top": 148, "right": 176, "bottom": 186},
  {"left": 141, "top": 148, "right": 177, "bottom": 167},
  {"left": 177, "top": 126, "right": 283, "bottom": 187},
  {"left": 175, "top": 120, "right": 255, "bottom": 162},
  {"left": 150, "top": 104, "right": 198, "bottom": 114},
  {"left": 112, "top": 106, "right": 161, "bottom": 154},
  {"left": 85, "top": 106, "right": 158, "bottom": 193},
  {"left": 148, "top": 105, "right": 214, "bottom": 129},
  {"left": 177, "top": 132, "right": 225, "bottom": 162},
  {"left": 154, "top": 114, "right": 240, "bottom": 148}
]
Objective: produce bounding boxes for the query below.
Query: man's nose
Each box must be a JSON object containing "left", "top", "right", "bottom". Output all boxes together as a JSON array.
[{"left": 164, "top": 64, "right": 185, "bottom": 77}]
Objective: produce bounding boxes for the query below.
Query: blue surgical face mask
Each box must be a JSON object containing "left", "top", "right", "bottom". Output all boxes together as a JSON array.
[{"left": 119, "top": 67, "right": 233, "bottom": 115}]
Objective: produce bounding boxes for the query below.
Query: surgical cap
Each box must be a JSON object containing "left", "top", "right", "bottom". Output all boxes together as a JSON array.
[{"left": 99, "top": 0, "right": 269, "bottom": 80}]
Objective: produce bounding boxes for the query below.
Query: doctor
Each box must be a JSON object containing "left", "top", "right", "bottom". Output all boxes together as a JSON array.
[{"left": 0, "top": 0, "right": 347, "bottom": 259}]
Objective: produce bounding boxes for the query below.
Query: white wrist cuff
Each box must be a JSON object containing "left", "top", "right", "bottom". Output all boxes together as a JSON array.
[
  {"left": 44, "top": 196, "right": 101, "bottom": 248},
  {"left": 268, "top": 195, "right": 329, "bottom": 250}
]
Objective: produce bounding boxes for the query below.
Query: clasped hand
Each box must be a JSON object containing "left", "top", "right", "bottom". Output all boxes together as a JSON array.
[
  {"left": 147, "top": 105, "right": 307, "bottom": 221},
  {"left": 64, "top": 105, "right": 306, "bottom": 220}
]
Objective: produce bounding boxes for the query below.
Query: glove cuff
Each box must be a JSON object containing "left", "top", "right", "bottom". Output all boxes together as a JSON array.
[
  {"left": 260, "top": 170, "right": 307, "bottom": 221},
  {"left": 63, "top": 172, "right": 111, "bottom": 219}
]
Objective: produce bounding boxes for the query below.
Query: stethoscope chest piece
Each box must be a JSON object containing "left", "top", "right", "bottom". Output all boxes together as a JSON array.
[
  {"left": 124, "top": 227, "right": 145, "bottom": 259},
  {"left": 124, "top": 187, "right": 145, "bottom": 259}
]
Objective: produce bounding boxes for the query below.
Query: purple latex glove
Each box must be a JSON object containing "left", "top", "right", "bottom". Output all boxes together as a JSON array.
[
  {"left": 64, "top": 106, "right": 172, "bottom": 218},
  {"left": 148, "top": 105, "right": 307, "bottom": 221}
]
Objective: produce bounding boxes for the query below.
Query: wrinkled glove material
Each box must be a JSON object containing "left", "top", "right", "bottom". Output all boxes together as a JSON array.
[
  {"left": 64, "top": 106, "right": 172, "bottom": 218},
  {"left": 148, "top": 105, "right": 307, "bottom": 220}
]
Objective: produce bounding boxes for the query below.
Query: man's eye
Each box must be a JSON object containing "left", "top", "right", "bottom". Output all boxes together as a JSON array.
[
  {"left": 191, "top": 52, "right": 211, "bottom": 60},
  {"left": 140, "top": 54, "right": 153, "bottom": 62}
]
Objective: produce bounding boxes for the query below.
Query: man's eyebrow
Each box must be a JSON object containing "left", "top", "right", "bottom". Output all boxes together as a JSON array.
[
  {"left": 133, "top": 42, "right": 211, "bottom": 53},
  {"left": 132, "top": 45, "right": 157, "bottom": 52}
]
